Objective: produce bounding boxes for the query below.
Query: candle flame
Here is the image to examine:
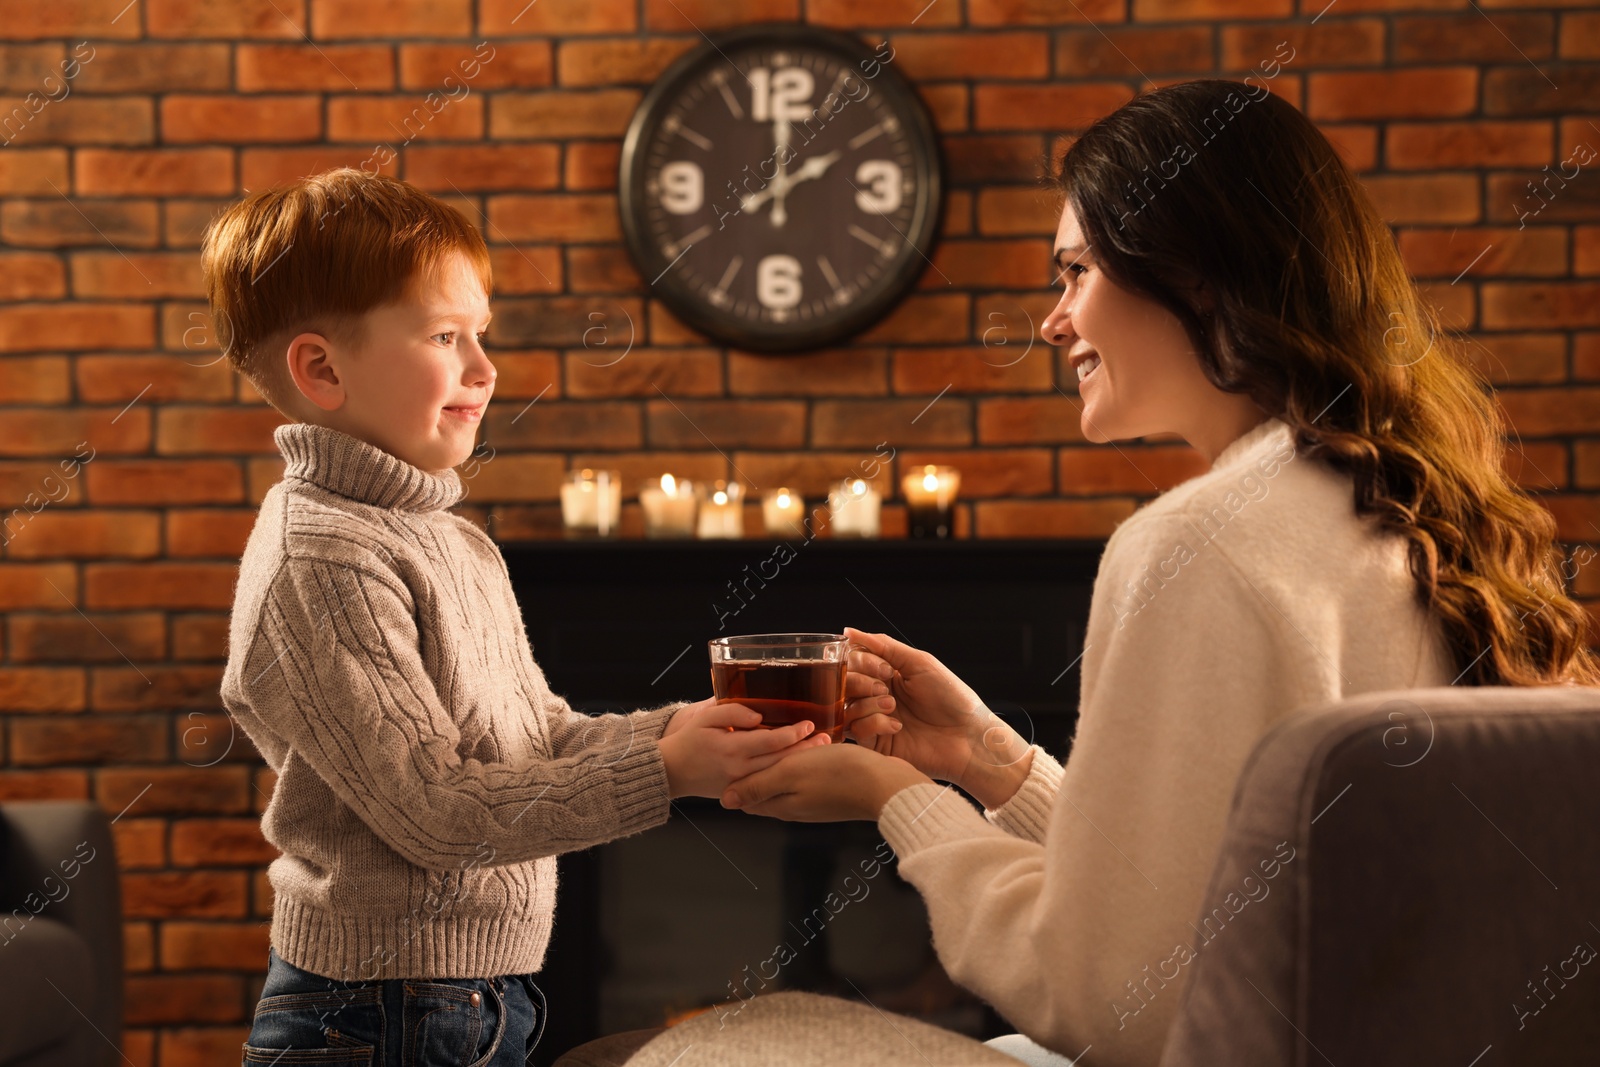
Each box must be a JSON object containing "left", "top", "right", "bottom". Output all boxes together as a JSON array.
[
  {"left": 713, "top": 491, "right": 728, "bottom": 505},
  {"left": 850, "top": 479, "right": 866, "bottom": 495},
  {"left": 922, "top": 471, "right": 940, "bottom": 492},
  {"left": 661, "top": 473, "right": 677, "bottom": 494},
  {"left": 776, "top": 491, "right": 792, "bottom": 508}
]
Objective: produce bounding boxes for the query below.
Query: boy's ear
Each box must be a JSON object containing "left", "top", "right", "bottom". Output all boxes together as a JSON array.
[{"left": 285, "top": 332, "right": 347, "bottom": 412}]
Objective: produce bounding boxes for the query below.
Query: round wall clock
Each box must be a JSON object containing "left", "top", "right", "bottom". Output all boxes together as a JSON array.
[{"left": 618, "top": 23, "right": 943, "bottom": 354}]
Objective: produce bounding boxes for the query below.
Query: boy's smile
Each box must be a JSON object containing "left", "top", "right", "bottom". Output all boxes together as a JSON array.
[{"left": 290, "top": 250, "right": 496, "bottom": 474}]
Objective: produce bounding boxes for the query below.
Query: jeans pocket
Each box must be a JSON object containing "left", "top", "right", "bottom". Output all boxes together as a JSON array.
[
  {"left": 245, "top": 986, "right": 385, "bottom": 1063},
  {"left": 403, "top": 978, "right": 503, "bottom": 1066}
]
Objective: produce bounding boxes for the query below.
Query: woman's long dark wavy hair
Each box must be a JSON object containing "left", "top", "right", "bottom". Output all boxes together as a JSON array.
[{"left": 1057, "top": 78, "right": 1598, "bottom": 687}]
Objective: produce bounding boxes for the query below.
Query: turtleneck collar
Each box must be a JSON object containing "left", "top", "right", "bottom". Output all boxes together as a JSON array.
[
  {"left": 1211, "top": 415, "right": 1291, "bottom": 471},
  {"left": 274, "top": 422, "right": 465, "bottom": 512}
]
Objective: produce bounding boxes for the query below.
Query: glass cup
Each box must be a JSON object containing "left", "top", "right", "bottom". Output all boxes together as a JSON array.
[{"left": 708, "top": 633, "right": 851, "bottom": 742}]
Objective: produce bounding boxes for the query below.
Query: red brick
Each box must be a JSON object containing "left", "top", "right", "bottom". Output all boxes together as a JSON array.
[
  {"left": 1360, "top": 175, "right": 1481, "bottom": 225},
  {"left": 0, "top": 148, "right": 68, "bottom": 195},
  {"left": 8, "top": 611, "right": 165, "bottom": 662},
  {"left": 1565, "top": 12, "right": 1600, "bottom": 58},
  {"left": 566, "top": 349, "right": 722, "bottom": 398},
  {"left": 0, "top": 770, "right": 88, "bottom": 800},
  {"left": 0, "top": 0, "right": 142, "bottom": 39},
  {"left": 126, "top": 975, "right": 245, "bottom": 1025},
  {"left": 565, "top": 141, "right": 621, "bottom": 191},
  {"left": 567, "top": 245, "right": 643, "bottom": 293},
  {"left": 9, "top": 715, "right": 167, "bottom": 766},
  {"left": 944, "top": 135, "right": 1050, "bottom": 184},
  {"left": 491, "top": 90, "right": 640, "bottom": 139},
  {"left": 111, "top": 819, "right": 166, "bottom": 870},
  {"left": 328, "top": 94, "right": 484, "bottom": 142},
  {"left": 241, "top": 146, "right": 399, "bottom": 189},
  {"left": 481, "top": 0, "right": 637, "bottom": 33},
  {"left": 91, "top": 665, "right": 224, "bottom": 715},
  {"left": 899, "top": 449, "right": 1054, "bottom": 496},
  {"left": 1058, "top": 444, "right": 1211, "bottom": 495},
  {"left": 1396, "top": 13, "right": 1555, "bottom": 62},
  {"left": 1055, "top": 26, "right": 1211, "bottom": 77},
  {"left": 2, "top": 510, "right": 162, "bottom": 560},
  {"left": 404, "top": 144, "right": 560, "bottom": 194},
  {"left": 1140, "top": 0, "right": 1286, "bottom": 16},
  {"left": 1417, "top": 280, "right": 1475, "bottom": 332},
  {"left": 922, "top": 238, "right": 1054, "bottom": 290},
  {"left": 494, "top": 295, "right": 645, "bottom": 349},
  {"left": 489, "top": 194, "right": 620, "bottom": 242},
  {"left": 726, "top": 452, "right": 882, "bottom": 498},
  {"left": 1323, "top": 124, "right": 1379, "bottom": 173},
  {"left": 640, "top": 0, "right": 793, "bottom": 27},
  {"left": 1398, "top": 227, "right": 1567, "bottom": 278},
  {"left": 0, "top": 354, "right": 69, "bottom": 401},
  {"left": 0, "top": 96, "right": 152, "bottom": 147},
  {"left": 489, "top": 248, "right": 564, "bottom": 295},
  {"left": 486, "top": 400, "right": 642, "bottom": 449},
  {"left": 162, "top": 95, "right": 321, "bottom": 144},
  {"left": 0, "top": 302, "right": 155, "bottom": 352},
  {"left": 919, "top": 84, "right": 969, "bottom": 134},
  {"left": 0, "top": 666, "right": 85, "bottom": 711},
  {"left": 729, "top": 349, "right": 888, "bottom": 397},
  {"left": 976, "top": 186, "right": 1061, "bottom": 236},
  {"left": 1483, "top": 283, "right": 1600, "bottom": 329},
  {"left": 1577, "top": 441, "right": 1600, "bottom": 487},
  {"left": 1313, "top": 0, "right": 1463, "bottom": 11},
  {"left": 1463, "top": 333, "right": 1567, "bottom": 384},
  {"left": 2, "top": 197, "right": 158, "bottom": 247},
  {"left": 975, "top": 84, "right": 1134, "bottom": 132},
  {"left": 979, "top": 396, "right": 1091, "bottom": 444},
  {"left": 69, "top": 251, "right": 204, "bottom": 299},
  {"left": 0, "top": 253, "right": 64, "bottom": 300},
  {"left": 975, "top": 498, "right": 1135, "bottom": 537},
  {"left": 1223, "top": 21, "right": 1384, "bottom": 68},
  {"left": 887, "top": 32, "right": 1050, "bottom": 80},
  {"left": 893, "top": 346, "right": 1052, "bottom": 393},
  {"left": 99, "top": 767, "right": 252, "bottom": 817},
  {"left": 812, "top": 398, "right": 973, "bottom": 448},
  {"left": 1486, "top": 171, "right": 1600, "bottom": 227},
  {"left": 176, "top": 712, "right": 261, "bottom": 766},
  {"left": 125, "top": 922, "right": 155, "bottom": 972},
  {"left": 155, "top": 406, "right": 284, "bottom": 455},
  {"left": 75, "top": 148, "right": 234, "bottom": 196},
  {"left": 458, "top": 453, "right": 568, "bottom": 504},
  {"left": 76, "top": 354, "right": 234, "bottom": 404},
  {"left": 172, "top": 613, "right": 230, "bottom": 660},
  {"left": 171, "top": 820, "right": 278, "bottom": 867},
  {"left": 810, "top": 0, "right": 957, "bottom": 28},
  {"left": 401, "top": 41, "right": 549, "bottom": 90},
  {"left": 647, "top": 302, "right": 707, "bottom": 346},
  {"left": 237, "top": 44, "right": 395, "bottom": 91},
  {"left": 1308, "top": 69, "right": 1479, "bottom": 121},
  {"left": 148, "top": 0, "right": 305, "bottom": 37},
  {"left": 311, "top": 0, "right": 468, "bottom": 37},
  {"left": 86, "top": 461, "right": 244, "bottom": 506},
  {"left": 1543, "top": 495, "right": 1600, "bottom": 545},
  {"left": 84, "top": 562, "right": 239, "bottom": 609},
  {"left": 160, "top": 921, "right": 273, "bottom": 971},
  {"left": 972, "top": 0, "right": 1125, "bottom": 23},
  {"left": 1497, "top": 387, "right": 1600, "bottom": 435},
  {"left": 858, "top": 294, "right": 970, "bottom": 345},
  {"left": 1388, "top": 121, "right": 1553, "bottom": 169},
  {"left": 558, "top": 39, "right": 695, "bottom": 87},
  {"left": 647, "top": 400, "right": 807, "bottom": 449},
  {"left": 1503, "top": 440, "right": 1568, "bottom": 491},
  {"left": 482, "top": 350, "right": 561, "bottom": 398},
  {"left": 166, "top": 509, "right": 258, "bottom": 558}
]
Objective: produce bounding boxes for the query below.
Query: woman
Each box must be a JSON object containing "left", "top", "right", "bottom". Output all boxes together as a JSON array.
[{"left": 712, "top": 78, "right": 1600, "bottom": 1067}]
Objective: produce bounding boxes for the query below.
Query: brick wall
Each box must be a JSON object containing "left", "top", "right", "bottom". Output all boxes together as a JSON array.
[{"left": 0, "top": 0, "right": 1597, "bottom": 1061}]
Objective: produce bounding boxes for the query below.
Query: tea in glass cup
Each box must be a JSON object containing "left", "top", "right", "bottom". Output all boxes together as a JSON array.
[{"left": 708, "top": 633, "right": 850, "bottom": 742}]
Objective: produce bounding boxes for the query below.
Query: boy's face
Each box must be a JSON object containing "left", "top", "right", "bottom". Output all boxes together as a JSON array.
[{"left": 298, "top": 251, "right": 495, "bottom": 474}]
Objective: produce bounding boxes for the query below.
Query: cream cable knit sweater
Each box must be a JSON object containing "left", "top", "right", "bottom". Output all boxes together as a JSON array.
[
  {"left": 221, "top": 422, "right": 682, "bottom": 981},
  {"left": 873, "top": 416, "right": 1460, "bottom": 1066}
]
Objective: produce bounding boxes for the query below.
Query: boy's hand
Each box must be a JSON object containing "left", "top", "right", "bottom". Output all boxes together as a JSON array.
[{"left": 658, "top": 700, "right": 831, "bottom": 799}]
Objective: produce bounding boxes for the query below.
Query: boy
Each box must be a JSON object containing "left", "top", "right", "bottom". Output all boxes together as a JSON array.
[{"left": 211, "top": 168, "right": 827, "bottom": 1065}]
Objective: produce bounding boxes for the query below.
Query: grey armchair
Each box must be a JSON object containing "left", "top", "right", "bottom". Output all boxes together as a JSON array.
[
  {"left": 1160, "top": 683, "right": 1600, "bottom": 1064},
  {"left": 0, "top": 801, "right": 123, "bottom": 1067}
]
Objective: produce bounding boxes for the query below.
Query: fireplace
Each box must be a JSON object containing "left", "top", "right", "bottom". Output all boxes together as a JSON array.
[{"left": 501, "top": 538, "right": 1102, "bottom": 1062}]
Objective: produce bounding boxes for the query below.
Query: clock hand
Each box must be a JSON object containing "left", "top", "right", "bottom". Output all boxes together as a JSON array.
[
  {"left": 770, "top": 115, "right": 792, "bottom": 228},
  {"left": 740, "top": 150, "right": 843, "bottom": 218}
]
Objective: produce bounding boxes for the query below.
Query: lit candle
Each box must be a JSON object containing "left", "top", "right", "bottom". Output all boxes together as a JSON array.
[
  {"left": 828, "top": 478, "right": 882, "bottom": 539},
  {"left": 762, "top": 487, "right": 805, "bottom": 538},
  {"left": 902, "top": 465, "right": 960, "bottom": 540},
  {"left": 640, "top": 473, "right": 698, "bottom": 539},
  {"left": 697, "top": 480, "right": 745, "bottom": 539},
  {"left": 560, "top": 468, "right": 622, "bottom": 539}
]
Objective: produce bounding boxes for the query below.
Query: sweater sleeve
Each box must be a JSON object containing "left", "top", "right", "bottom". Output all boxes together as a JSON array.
[
  {"left": 238, "top": 555, "right": 671, "bottom": 870},
  {"left": 878, "top": 511, "right": 1307, "bottom": 1067}
]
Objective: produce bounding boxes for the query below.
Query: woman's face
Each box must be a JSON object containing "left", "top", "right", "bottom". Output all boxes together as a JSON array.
[{"left": 1041, "top": 201, "right": 1264, "bottom": 462}]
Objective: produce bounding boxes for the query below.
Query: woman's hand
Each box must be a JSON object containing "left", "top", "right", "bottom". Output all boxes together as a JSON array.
[
  {"left": 842, "top": 627, "right": 1034, "bottom": 810},
  {"left": 720, "top": 743, "right": 932, "bottom": 822},
  {"left": 658, "top": 700, "right": 830, "bottom": 799}
]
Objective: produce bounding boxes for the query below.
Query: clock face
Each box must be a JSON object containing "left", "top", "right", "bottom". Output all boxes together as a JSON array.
[{"left": 619, "top": 24, "right": 943, "bottom": 353}]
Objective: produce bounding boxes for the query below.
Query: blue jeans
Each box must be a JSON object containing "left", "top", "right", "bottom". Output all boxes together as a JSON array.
[{"left": 242, "top": 947, "right": 547, "bottom": 1066}]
